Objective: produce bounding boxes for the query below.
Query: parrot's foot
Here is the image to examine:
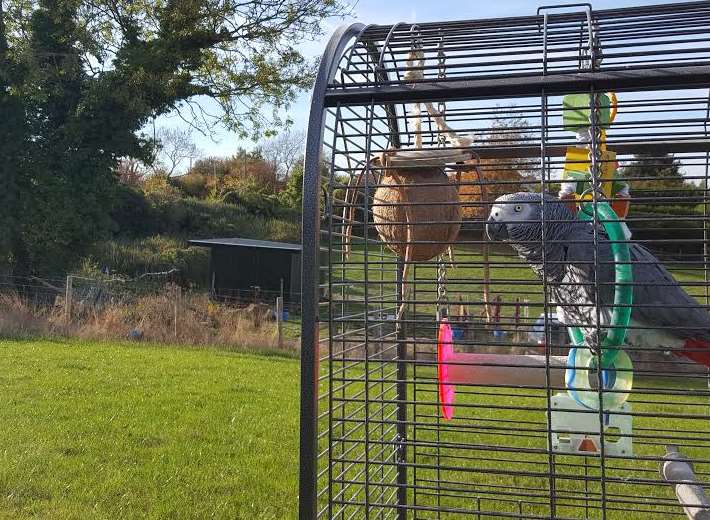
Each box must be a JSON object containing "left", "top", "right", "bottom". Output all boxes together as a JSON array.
[{"left": 583, "top": 330, "right": 606, "bottom": 355}]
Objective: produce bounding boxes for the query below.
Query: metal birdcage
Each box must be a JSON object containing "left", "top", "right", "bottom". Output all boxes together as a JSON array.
[{"left": 300, "top": 2, "right": 710, "bottom": 519}]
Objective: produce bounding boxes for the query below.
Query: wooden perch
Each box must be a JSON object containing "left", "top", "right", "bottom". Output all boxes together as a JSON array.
[{"left": 661, "top": 445, "right": 710, "bottom": 520}]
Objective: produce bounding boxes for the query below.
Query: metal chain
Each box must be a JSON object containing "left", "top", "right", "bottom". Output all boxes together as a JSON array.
[
  {"left": 587, "top": 84, "right": 606, "bottom": 354},
  {"left": 585, "top": 17, "right": 606, "bottom": 355},
  {"left": 587, "top": 93, "right": 605, "bottom": 203},
  {"left": 410, "top": 24, "right": 421, "bottom": 53},
  {"left": 436, "top": 31, "right": 449, "bottom": 320},
  {"left": 437, "top": 258, "right": 448, "bottom": 320},
  {"left": 591, "top": 19, "right": 602, "bottom": 70},
  {"left": 437, "top": 34, "right": 446, "bottom": 147},
  {"left": 581, "top": 19, "right": 606, "bottom": 215},
  {"left": 586, "top": 19, "right": 606, "bottom": 208}
]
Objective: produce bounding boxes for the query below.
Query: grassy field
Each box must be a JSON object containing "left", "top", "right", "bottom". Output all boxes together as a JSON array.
[
  {"left": 322, "top": 242, "right": 710, "bottom": 519},
  {"left": 0, "top": 339, "right": 299, "bottom": 520},
  {"left": 339, "top": 241, "right": 709, "bottom": 323},
  {"left": 318, "top": 357, "right": 710, "bottom": 519},
  {"left": 1, "top": 337, "right": 709, "bottom": 519},
  {"left": 400, "top": 371, "right": 710, "bottom": 519}
]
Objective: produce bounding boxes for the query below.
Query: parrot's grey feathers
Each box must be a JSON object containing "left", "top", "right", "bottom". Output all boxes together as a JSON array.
[
  {"left": 562, "top": 227, "right": 710, "bottom": 342},
  {"left": 488, "top": 192, "right": 710, "bottom": 347},
  {"left": 622, "top": 242, "right": 710, "bottom": 342}
]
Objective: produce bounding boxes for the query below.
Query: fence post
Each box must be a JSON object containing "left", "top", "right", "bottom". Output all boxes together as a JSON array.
[
  {"left": 65, "top": 275, "right": 73, "bottom": 325},
  {"left": 174, "top": 286, "right": 181, "bottom": 340},
  {"left": 276, "top": 296, "right": 283, "bottom": 349}
]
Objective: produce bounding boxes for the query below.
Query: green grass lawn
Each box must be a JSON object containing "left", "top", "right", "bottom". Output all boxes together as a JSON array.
[
  {"left": 336, "top": 240, "right": 710, "bottom": 327},
  {"left": 320, "top": 356, "right": 710, "bottom": 519},
  {"left": 0, "top": 339, "right": 299, "bottom": 520},
  {"left": 1, "top": 338, "right": 708, "bottom": 519},
  {"left": 324, "top": 242, "right": 710, "bottom": 519},
  {"left": 401, "top": 371, "right": 710, "bottom": 519}
]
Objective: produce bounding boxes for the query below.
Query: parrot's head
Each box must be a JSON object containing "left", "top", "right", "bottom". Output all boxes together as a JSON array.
[{"left": 486, "top": 192, "right": 575, "bottom": 247}]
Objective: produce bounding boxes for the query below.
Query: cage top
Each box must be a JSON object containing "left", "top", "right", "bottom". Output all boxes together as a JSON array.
[{"left": 323, "top": 1, "right": 710, "bottom": 105}]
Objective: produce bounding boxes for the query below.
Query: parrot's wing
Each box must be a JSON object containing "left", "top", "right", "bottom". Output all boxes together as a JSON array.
[
  {"left": 560, "top": 233, "right": 710, "bottom": 342},
  {"left": 561, "top": 232, "right": 710, "bottom": 365},
  {"left": 555, "top": 230, "right": 615, "bottom": 330},
  {"left": 623, "top": 243, "right": 710, "bottom": 342}
]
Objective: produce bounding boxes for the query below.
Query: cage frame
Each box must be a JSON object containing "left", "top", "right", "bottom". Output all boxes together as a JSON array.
[{"left": 300, "top": 3, "right": 710, "bottom": 518}]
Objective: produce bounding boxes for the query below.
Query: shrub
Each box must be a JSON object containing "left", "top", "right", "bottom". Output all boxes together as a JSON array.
[
  {"left": 144, "top": 193, "right": 192, "bottom": 234},
  {"left": 278, "top": 164, "right": 303, "bottom": 209},
  {"left": 0, "top": 293, "right": 57, "bottom": 338},
  {"left": 84, "top": 176, "right": 302, "bottom": 286},
  {"left": 0, "top": 288, "right": 299, "bottom": 351},
  {"left": 142, "top": 173, "right": 181, "bottom": 200},
  {"left": 109, "top": 184, "right": 154, "bottom": 237},
  {"left": 85, "top": 236, "right": 210, "bottom": 285},
  {"left": 149, "top": 196, "right": 295, "bottom": 236},
  {"left": 221, "top": 189, "right": 282, "bottom": 218},
  {"left": 174, "top": 173, "right": 209, "bottom": 198}
]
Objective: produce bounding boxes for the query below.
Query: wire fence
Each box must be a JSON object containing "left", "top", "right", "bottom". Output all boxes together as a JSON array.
[{"left": 0, "top": 273, "right": 301, "bottom": 350}]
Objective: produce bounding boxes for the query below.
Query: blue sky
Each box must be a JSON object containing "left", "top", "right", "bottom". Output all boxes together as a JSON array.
[{"left": 159, "top": 0, "right": 695, "bottom": 160}]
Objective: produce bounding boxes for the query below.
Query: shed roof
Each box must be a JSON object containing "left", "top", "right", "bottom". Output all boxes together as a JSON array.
[{"left": 188, "top": 237, "right": 301, "bottom": 252}]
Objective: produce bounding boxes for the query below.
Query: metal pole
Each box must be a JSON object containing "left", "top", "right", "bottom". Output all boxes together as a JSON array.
[
  {"left": 395, "top": 258, "right": 407, "bottom": 519},
  {"left": 174, "top": 286, "right": 180, "bottom": 340},
  {"left": 278, "top": 278, "right": 285, "bottom": 349},
  {"left": 299, "top": 23, "right": 367, "bottom": 520},
  {"left": 276, "top": 296, "right": 283, "bottom": 349},
  {"left": 65, "top": 275, "right": 73, "bottom": 325}
]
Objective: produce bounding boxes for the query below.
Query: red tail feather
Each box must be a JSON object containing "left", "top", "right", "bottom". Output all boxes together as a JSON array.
[{"left": 681, "top": 339, "right": 710, "bottom": 367}]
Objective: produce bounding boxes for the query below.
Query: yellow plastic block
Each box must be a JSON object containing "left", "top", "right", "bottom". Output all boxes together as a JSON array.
[
  {"left": 563, "top": 147, "right": 590, "bottom": 176},
  {"left": 563, "top": 147, "right": 617, "bottom": 199}
]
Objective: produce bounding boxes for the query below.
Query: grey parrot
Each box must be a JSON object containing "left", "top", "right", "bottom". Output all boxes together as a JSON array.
[{"left": 485, "top": 191, "right": 710, "bottom": 366}]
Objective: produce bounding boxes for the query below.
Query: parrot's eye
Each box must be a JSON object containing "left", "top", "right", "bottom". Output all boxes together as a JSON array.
[{"left": 514, "top": 205, "right": 522, "bottom": 212}]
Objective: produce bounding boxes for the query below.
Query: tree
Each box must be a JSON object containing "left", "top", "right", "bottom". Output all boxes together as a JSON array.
[
  {"left": 116, "top": 158, "right": 148, "bottom": 186},
  {"left": 155, "top": 127, "right": 200, "bottom": 176},
  {"left": 260, "top": 130, "right": 306, "bottom": 181},
  {"left": 0, "top": 1, "right": 28, "bottom": 276},
  {"left": 142, "top": 172, "right": 181, "bottom": 200},
  {"left": 620, "top": 153, "right": 684, "bottom": 189},
  {"left": 187, "top": 150, "right": 281, "bottom": 199},
  {"left": 4, "top": 0, "right": 122, "bottom": 274},
  {"left": 619, "top": 153, "right": 696, "bottom": 212},
  {"left": 1, "top": 0, "right": 344, "bottom": 275},
  {"left": 459, "top": 114, "right": 533, "bottom": 219},
  {"left": 279, "top": 162, "right": 304, "bottom": 209},
  {"left": 189, "top": 156, "right": 232, "bottom": 179},
  {"left": 458, "top": 113, "right": 533, "bottom": 322},
  {"left": 6, "top": 0, "right": 345, "bottom": 136}
]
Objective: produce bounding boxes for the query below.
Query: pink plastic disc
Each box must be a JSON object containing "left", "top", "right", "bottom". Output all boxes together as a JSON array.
[{"left": 437, "top": 319, "right": 455, "bottom": 420}]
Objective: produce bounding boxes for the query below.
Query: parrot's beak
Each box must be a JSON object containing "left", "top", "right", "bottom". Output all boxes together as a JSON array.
[{"left": 486, "top": 218, "right": 508, "bottom": 241}]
